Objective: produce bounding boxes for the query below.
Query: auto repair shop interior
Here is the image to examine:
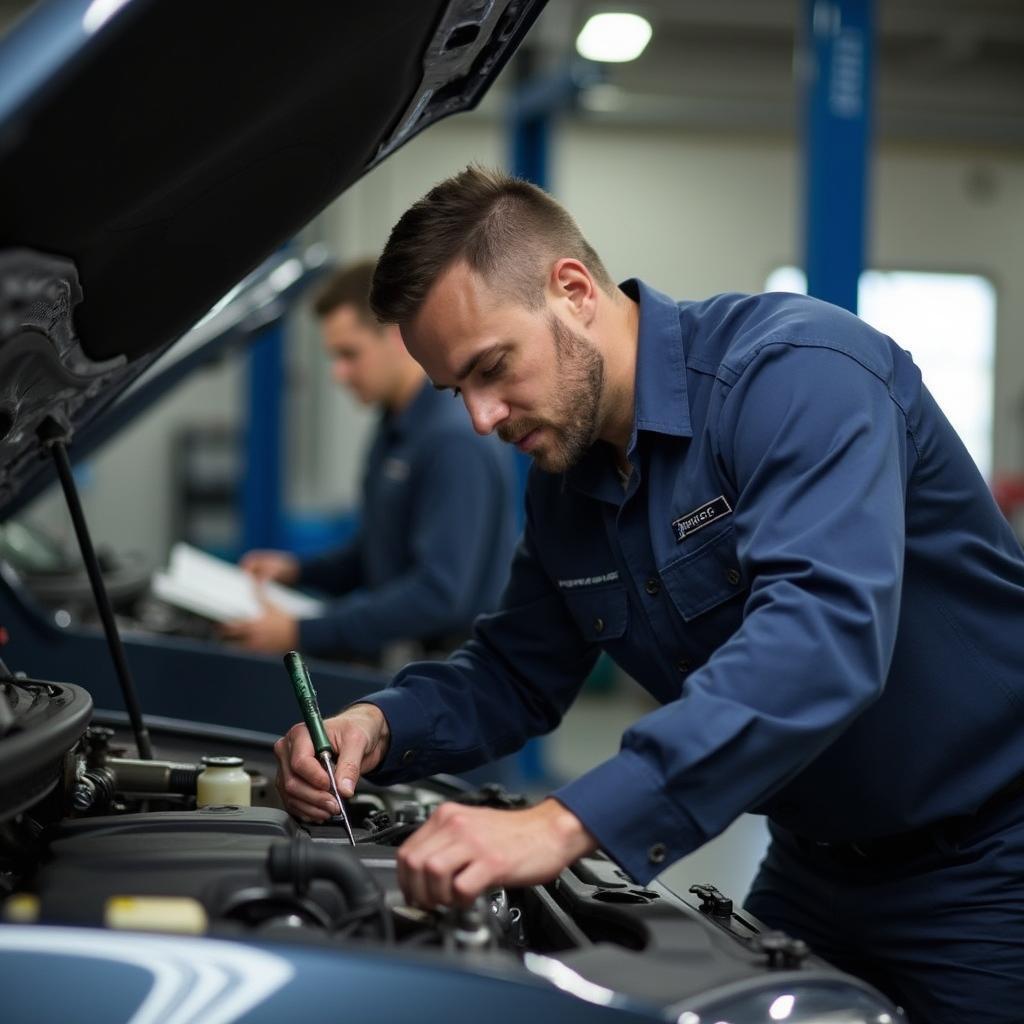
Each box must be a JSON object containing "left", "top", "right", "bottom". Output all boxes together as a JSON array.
[{"left": 1, "top": 2, "right": 1022, "bottom": 1023}]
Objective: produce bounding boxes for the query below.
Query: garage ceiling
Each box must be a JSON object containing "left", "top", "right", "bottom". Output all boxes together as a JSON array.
[
  {"left": 499, "top": 0, "right": 1024, "bottom": 148},
  {"left": 1, "top": 0, "right": 1022, "bottom": 147}
]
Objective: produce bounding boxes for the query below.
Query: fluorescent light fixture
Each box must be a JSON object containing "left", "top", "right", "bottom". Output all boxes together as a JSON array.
[{"left": 576, "top": 13, "right": 652, "bottom": 63}]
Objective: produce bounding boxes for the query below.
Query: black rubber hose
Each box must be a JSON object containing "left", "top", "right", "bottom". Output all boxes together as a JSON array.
[{"left": 268, "top": 836, "right": 387, "bottom": 935}]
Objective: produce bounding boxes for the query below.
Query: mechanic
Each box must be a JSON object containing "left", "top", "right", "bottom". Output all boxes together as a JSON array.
[
  {"left": 227, "top": 258, "right": 518, "bottom": 665},
  {"left": 274, "top": 168, "right": 1024, "bottom": 1022}
]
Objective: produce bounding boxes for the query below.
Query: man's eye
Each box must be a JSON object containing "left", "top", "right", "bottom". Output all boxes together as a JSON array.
[{"left": 481, "top": 355, "right": 506, "bottom": 379}]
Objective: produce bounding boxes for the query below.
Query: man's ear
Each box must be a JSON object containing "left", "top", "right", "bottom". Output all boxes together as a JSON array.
[{"left": 550, "top": 258, "right": 598, "bottom": 326}]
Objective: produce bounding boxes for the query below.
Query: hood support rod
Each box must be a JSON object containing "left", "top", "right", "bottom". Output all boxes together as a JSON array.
[{"left": 41, "top": 424, "right": 153, "bottom": 759}]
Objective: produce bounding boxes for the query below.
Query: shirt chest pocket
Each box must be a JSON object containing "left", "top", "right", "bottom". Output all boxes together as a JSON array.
[
  {"left": 661, "top": 525, "right": 747, "bottom": 623},
  {"left": 561, "top": 584, "right": 629, "bottom": 644}
]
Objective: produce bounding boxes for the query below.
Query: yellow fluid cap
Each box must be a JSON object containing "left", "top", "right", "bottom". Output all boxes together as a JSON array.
[
  {"left": 105, "top": 896, "right": 208, "bottom": 935},
  {"left": 3, "top": 893, "right": 40, "bottom": 923}
]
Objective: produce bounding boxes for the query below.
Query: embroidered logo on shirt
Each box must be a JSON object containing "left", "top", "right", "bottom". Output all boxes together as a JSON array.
[
  {"left": 557, "top": 571, "right": 620, "bottom": 589},
  {"left": 672, "top": 495, "right": 732, "bottom": 542},
  {"left": 382, "top": 457, "right": 410, "bottom": 482}
]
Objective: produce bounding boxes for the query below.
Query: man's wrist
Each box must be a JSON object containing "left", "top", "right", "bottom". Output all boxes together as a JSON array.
[
  {"left": 346, "top": 702, "right": 391, "bottom": 758},
  {"left": 540, "top": 797, "right": 599, "bottom": 862}
]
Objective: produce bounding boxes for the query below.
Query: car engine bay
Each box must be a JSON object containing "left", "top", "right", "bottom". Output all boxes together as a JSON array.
[{"left": 0, "top": 672, "right": 903, "bottom": 1023}]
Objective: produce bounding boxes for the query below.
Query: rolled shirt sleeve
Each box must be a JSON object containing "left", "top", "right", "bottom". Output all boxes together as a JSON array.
[{"left": 554, "top": 343, "right": 909, "bottom": 883}]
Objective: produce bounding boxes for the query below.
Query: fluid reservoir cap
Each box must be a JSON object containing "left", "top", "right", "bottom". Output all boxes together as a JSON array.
[
  {"left": 201, "top": 755, "right": 244, "bottom": 767},
  {"left": 3, "top": 893, "right": 40, "bottom": 923}
]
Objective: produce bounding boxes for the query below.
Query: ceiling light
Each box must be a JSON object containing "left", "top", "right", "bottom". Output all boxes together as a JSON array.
[{"left": 575, "top": 13, "right": 652, "bottom": 63}]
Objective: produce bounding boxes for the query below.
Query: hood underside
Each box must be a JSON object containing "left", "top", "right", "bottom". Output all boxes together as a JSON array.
[{"left": 0, "top": 0, "right": 544, "bottom": 516}]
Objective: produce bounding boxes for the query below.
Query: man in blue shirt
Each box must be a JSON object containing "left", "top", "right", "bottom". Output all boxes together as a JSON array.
[
  {"left": 273, "top": 170, "right": 1024, "bottom": 1021},
  {"left": 229, "top": 258, "right": 517, "bottom": 663}
]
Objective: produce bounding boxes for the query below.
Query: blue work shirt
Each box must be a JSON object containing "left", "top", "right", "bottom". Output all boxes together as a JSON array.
[
  {"left": 297, "top": 380, "right": 518, "bottom": 659},
  {"left": 361, "top": 280, "right": 1024, "bottom": 884}
]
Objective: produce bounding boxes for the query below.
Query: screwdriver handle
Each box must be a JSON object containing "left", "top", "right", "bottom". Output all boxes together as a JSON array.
[{"left": 283, "top": 651, "right": 332, "bottom": 757}]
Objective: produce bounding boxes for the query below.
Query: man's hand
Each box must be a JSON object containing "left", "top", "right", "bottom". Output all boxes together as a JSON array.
[
  {"left": 274, "top": 703, "right": 390, "bottom": 821},
  {"left": 240, "top": 549, "right": 299, "bottom": 585},
  {"left": 397, "top": 798, "right": 598, "bottom": 909},
  {"left": 221, "top": 589, "right": 298, "bottom": 653}
]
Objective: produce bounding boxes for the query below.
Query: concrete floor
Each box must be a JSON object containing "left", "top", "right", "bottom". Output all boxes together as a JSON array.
[{"left": 543, "top": 685, "right": 771, "bottom": 902}]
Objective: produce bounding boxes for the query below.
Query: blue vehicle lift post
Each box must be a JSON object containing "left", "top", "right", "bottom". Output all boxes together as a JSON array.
[
  {"left": 242, "top": 320, "right": 285, "bottom": 552},
  {"left": 801, "top": 0, "right": 875, "bottom": 314}
]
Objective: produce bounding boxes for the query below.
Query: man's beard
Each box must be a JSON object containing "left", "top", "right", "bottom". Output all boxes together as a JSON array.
[{"left": 498, "top": 315, "right": 605, "bottom": 473}]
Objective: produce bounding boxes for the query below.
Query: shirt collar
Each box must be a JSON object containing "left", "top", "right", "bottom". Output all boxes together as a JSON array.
[
  {"left": 620, "top": 278, "right": 692, "bottom": 443},
  {"left": 385, "top": 378, "right": 435, "bottom": 438},
  {"left": 564, "top": 279, "right": 691, "bottom": 501}
]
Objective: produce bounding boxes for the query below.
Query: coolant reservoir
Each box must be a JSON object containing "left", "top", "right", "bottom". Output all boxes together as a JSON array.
[{"left": 196, "top": 755, "right": 251, "bottom": 807}]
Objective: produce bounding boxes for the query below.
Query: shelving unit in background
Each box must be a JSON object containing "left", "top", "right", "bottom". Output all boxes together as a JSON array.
[{"left": 171, "top": 425, "right": 242, "bottom": 561}]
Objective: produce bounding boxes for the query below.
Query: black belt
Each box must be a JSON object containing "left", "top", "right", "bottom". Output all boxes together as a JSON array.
[{"left": 795, "top": 773, "right": 1024, "bottom": 867}]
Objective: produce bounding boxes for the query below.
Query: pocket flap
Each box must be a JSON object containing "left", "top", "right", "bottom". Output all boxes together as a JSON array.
[{"left": 661, "top": 526, "right": 746, "bottom": 621}]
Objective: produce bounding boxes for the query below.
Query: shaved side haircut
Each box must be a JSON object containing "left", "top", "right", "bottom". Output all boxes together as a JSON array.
[{"left": 370, "top": 165, "right": 615, "bottom": 325}]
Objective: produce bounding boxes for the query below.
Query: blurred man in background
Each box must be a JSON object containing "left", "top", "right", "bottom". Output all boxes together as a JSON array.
[{"left": 226, "top": 258, "right": 518, "bottom": 666}]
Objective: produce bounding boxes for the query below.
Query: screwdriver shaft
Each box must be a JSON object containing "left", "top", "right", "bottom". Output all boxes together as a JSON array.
[{"left": 320, "top": 750, "right": 357, "bottom": 845}]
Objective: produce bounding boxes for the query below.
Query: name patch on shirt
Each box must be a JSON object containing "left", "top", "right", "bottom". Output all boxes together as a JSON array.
[
  {"left": 672, "top": 495, "right": 732, "bottom": 542},
  {"left": 557, "top": 571, "right": 619, "bottom": 590}
]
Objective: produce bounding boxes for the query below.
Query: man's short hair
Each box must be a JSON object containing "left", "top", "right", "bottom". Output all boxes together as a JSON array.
[
  {"left": 370, "top": 165, "right": 614, "bottom": 325},
  {"left": 313, "top": 258, "right": 378, "bottom": 323}
]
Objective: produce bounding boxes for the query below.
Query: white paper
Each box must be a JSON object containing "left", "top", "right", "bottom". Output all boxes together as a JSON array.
[{"left": 151, "top": 542, "right": 325, "bottom": 623}]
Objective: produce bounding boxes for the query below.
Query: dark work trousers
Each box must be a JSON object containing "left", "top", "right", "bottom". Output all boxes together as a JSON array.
[{"left": 745, "top": 795, "right": 1024, "bottom": 1023}]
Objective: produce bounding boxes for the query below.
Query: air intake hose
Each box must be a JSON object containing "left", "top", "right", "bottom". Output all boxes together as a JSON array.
[{"left": 267, "top": 835, "right": 382, "bottom": 923}]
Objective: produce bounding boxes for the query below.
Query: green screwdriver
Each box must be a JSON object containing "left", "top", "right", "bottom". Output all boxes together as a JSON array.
[{"left": 283, "top": 650, "right": 356, "bottom": 845}]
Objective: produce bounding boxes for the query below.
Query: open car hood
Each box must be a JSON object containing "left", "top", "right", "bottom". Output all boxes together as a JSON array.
[{"left": 0, "top": 0, "right": 545, "bottom": 518}]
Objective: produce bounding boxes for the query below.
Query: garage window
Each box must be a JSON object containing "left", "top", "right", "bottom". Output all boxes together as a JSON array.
[{"left": 765, "top": 268, "right": 996, "bottom": 481}]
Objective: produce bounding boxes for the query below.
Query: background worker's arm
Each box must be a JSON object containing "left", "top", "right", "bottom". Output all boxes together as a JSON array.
[
  {"left": 297, "top": 434, "right": 511, "bottom": 657},
  {"left": 293, "top": 534, "right": 367, "bottom": 597}
]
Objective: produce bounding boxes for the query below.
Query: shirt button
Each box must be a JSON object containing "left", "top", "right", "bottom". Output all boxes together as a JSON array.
[
  {"left": 401, "top": 749, "right": 416, "bottom": 764},
  {"left": 593, "top": 617, "right": 605, "bottom": 634},
  {"left": 648, "top": 842, "right": 668, "bottom": 865},
  {"left": 644, "top": 577, "right": 660, "bottom": 596},
  {"left": 676, "top": 658, "right": 691, "bottom": 673},
  {"left": 726, "top": 568, "right": 741, "bottom": 586}
]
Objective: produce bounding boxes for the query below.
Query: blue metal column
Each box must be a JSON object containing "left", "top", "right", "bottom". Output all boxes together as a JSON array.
[
  {"left": 510, "top": 100, "right": 551, "bottom": 190},
  {"left": 242, "top": 320, "right": 285, "bottom": 551},
  {"left": 801, "top": 0, "right": 875, "bottom": 314}
]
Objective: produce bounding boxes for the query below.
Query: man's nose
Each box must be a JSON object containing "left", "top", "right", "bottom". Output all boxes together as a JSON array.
[{"left": 464, "top": 391, "right": 508, "bottom": 436}]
